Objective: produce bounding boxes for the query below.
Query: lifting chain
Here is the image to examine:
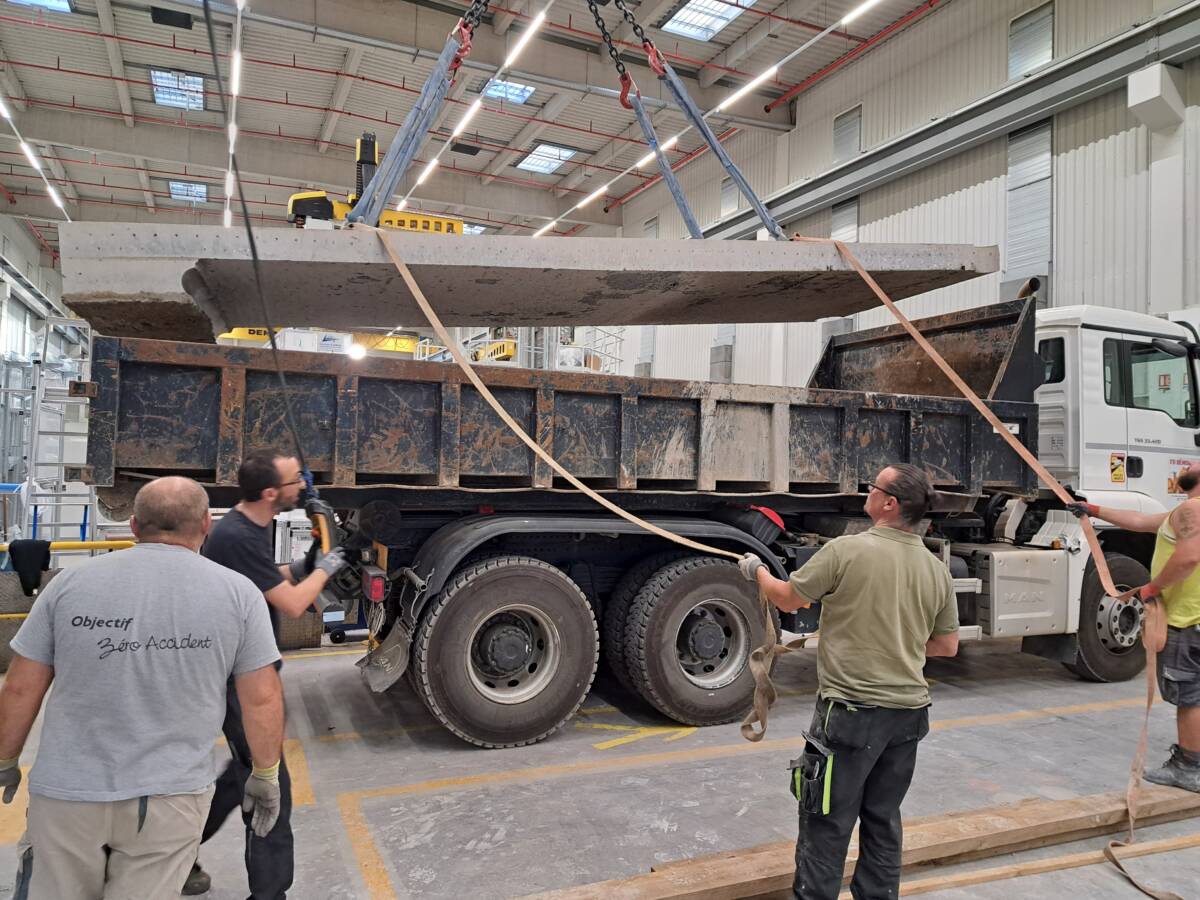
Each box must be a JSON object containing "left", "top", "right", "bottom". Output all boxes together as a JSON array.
[
  {"left": 586, "top": 0, "right": 627, "bottom": 78},
  {"left": 611, "top": 0, "right": 667, "bottom": 75},
  {"left": 460, "top": 0, "right": 492, "bottom": 32}
]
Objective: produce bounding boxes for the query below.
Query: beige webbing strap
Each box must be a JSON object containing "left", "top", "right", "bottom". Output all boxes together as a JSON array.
[{"left": 373, "top": 228, "right": 740, "bottom": 564}]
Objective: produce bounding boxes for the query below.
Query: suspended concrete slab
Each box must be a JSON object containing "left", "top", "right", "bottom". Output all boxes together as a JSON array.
[{"left": 58, "top": 224, "right": 999, "bottom": 343}]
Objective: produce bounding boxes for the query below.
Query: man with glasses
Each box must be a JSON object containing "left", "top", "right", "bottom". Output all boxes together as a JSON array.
[
  {"left": 185, "top": 449, "right": 348, "bottom": 898},
  {"left": 740, "top": 464, "right": 959, "bottom": 900}
]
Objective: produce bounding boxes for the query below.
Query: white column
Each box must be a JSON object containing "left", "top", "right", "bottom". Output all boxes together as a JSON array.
[{"left": 1127, "top": 63, "right": 1187, "bottom": 314}]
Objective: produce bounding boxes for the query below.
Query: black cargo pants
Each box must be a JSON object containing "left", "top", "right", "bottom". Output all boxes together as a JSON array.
[
  {"left": 792, "top": 699, "right": 930, "bottom": 900},
  {"left": 201, "top": 674, "right": 294, "bottom": 900}
]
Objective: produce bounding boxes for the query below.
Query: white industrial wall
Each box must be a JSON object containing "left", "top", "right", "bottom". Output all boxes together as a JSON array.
[{"left": 625, "top": 0, "right": 1198, "bottom": 386}]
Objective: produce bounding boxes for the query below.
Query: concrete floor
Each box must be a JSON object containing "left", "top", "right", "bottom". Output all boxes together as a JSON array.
[{"left": 1, "top": 638, "right": 1197, "bottom": 900}]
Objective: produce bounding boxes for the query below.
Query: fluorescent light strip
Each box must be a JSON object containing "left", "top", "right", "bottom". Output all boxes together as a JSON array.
[
  {"left": 505, "top": 12, "right": 547, "bottom": 69},
  {"left": 0, "top": 97, "right": 10, "bottom": 120},
  {"left": 223, "top": 206, "right": 233, "bottom": 227},
  {"left": 842, "top": 0, "right": 886, "bottom": 25},
  {"left": 451, "top": 99, "right": 482, "bottom": 138},
  {"left": 225, "top": 170, "right": 235, "bottom": 195},
  {"left": 230, "top": 51, "right": 243, "bottom": 97},
  {"left": 416, "top": 159, "right": 439, "bottom": 185},
  {"left": 47, "top": 184, "right": 63, "bottom": 209},
  {"left": 716, "top": 66, "right": 777, "bottom": 112},
  {"left": 577, "top": 185, "right": 608, "bottom": 208},
  {"left": 19, "top": 141, "right": 41, "bottom": 172},
  {"left": 532, "top": 220, "right": 557, "bottom": 238}
]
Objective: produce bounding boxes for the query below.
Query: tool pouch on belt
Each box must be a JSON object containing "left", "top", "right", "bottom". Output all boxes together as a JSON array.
[{"left": 789, "top": 732, "right": 834, "bottom": 815}]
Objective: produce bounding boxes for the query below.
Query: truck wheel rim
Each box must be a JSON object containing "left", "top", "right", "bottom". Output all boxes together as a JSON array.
[
  {"left": 1097, "top": 588, "right": 1143, "bottom": 651},
  {"left": 467, "top": 604, "right": 561, "bottom": 704},
  {"left": 675, "top": 598, "right": 751, "bottom": 689}
]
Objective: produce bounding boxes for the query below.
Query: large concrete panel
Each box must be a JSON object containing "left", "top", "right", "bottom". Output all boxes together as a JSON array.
[{"left": 59, "top": 224, "right": 998, "bottom": 342}]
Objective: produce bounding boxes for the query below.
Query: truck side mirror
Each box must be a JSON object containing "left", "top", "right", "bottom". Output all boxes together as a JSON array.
[{"left": 1151, "top": 338, "right": 1189, "bottom": 358}]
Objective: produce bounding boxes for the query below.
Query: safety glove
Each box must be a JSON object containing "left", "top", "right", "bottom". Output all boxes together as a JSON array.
[{"left": 242, "top": 761, "right": 281, "bottom": 838}]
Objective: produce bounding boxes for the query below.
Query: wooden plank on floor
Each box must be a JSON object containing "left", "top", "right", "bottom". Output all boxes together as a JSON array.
[
  {"left": 526, "top": 787, "right": 1200, "bottom": 900},
  {"left": 871, "top": 830, "right": 1200, "bottom": 898}
]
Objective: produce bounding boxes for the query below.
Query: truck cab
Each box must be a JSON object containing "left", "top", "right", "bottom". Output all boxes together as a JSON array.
[{"left": 1035, "top": 305, "right": 1200, "bottom": 515}]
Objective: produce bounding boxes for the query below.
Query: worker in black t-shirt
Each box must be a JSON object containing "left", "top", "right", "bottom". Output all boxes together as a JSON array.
[{"left": 184, "top": 450, "right": 348, "bottom": 899}]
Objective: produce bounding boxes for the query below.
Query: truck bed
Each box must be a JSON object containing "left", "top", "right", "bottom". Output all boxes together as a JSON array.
[{"left": 87, "top": 302, "right": 1040, "bottom": 514}]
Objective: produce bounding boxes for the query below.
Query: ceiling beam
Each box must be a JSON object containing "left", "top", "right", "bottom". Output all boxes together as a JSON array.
[
  {"left": 1, "top": 107, "right": 620, "bottom": 227},
  {"left": 480, "top": 91, "right": 573, "bottom": 185},
  {"left": 492, "top": 0, "right": 527, "bottom": 36},
  {"left": 134, "top": 156, "right": 156, "bottom": 210},
  {"left": 94, "top": 0, "right": 135, "bottom": 127},
  {"left": 39, "top": 144, "right": 79, "bottom": 211},
  {"left": 697, "top": 0, "right": 825, "bottom": 89},
  {"left": 152, "top": 0, "right": 789, "bottom": 130},
  {"left": 317, "top": 45, "right": 365, "bottom": 153}
]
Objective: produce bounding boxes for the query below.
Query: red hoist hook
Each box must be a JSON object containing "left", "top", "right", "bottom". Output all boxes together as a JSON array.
[
  {"left": 642, "top": 40, "right": 668, "bottom": 77},
  {"left": 618, "top": 72, "right": 639, "bottom": 110},
  {"left": 449, "top": 19, "right": 474, "bottom": 74}
]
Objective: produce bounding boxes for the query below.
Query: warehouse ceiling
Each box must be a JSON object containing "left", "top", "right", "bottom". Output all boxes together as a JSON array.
[{"left": 0, "top": 0, "right": 932, "bottom": 257}]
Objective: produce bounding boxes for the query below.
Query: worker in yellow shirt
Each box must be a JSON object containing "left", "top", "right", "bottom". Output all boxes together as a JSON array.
[{"left": 1067, "top": 460, "right": 1200, "bottom": 794}]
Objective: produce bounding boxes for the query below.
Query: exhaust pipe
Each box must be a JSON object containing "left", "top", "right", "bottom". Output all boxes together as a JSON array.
[{"left": 1016, "top": 277, "right": 1041, "bottom": 300}]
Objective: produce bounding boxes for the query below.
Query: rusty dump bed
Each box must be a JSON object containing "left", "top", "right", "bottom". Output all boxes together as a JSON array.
[{"left": 87, "top": 302, "right": 1041, "bottom": 515}]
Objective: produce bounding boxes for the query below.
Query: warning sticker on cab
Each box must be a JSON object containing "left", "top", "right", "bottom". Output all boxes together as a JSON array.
[{"left": 1110, "top": 453, "right": 1126, "bottom": 483}]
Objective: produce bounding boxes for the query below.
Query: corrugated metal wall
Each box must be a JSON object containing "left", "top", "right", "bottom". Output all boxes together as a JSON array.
[
  {"left": 1053, "top": 89, "right": 1149, "bottom": 310},
  {"left": 1187, "top": 59, "right": 1200, "bottom": 305}
]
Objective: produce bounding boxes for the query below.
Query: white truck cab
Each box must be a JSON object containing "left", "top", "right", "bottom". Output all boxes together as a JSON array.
[
  {"left": 973, "top": 305, "right": 1200, "bottom": 683},
  {"left": 1035, "top": 305, "right": 1200, "bottom": 515}
]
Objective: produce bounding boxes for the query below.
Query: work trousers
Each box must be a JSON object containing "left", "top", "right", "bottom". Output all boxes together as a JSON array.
[
  {"left": 792, "top": 699, "right": 930, "bottom": 900},
  {"left": 201, "top": 676, "right": 293, "bottom": 900},
  {"left": 15, "top": 788, "right": 213, "bottom": 900}
]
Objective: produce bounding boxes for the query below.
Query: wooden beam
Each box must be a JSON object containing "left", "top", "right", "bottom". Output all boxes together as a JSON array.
[
  {"left": 869, "top": 830, "right": 1200, "bottom": 899},
  {"left": 526, "top": 787, "right": 1200, "bottom": 899}
]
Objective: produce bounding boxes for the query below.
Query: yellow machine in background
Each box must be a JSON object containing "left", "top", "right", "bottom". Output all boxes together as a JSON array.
[{"left": 287, "top": 133, "right": 464, "bottom": 235}]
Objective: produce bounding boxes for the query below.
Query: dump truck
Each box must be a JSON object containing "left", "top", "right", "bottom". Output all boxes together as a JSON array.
[{"left": 83, "top": 298, "right": 1194, "bottom": 748}]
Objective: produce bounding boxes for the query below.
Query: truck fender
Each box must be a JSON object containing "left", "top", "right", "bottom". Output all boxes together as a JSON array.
[{"left": 400, "top": 513, "right": 787, "bottom": 626}]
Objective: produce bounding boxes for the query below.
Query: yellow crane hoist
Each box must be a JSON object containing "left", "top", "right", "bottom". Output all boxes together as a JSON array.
[{"left": 287, "top": 133, "right": 465, "bottom": 235}]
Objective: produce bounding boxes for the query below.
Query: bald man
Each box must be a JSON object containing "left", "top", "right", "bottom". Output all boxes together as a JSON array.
[{"left": 0, "top": 476, "right": 284, "bottom": 899}]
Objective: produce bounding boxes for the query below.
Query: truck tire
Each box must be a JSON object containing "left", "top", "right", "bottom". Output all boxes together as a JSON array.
[
  {"left": 410, "top": 555, "right": 598, "bottom": 748},
  {"left": 1066, "top": 553, "right": 1148, "bottom": 683},
  {"left": 602, "top": 551, "right": 689, "bottom": 693},
  {"left": 623, "top": 555, "right": 777, "bottom": 725}
]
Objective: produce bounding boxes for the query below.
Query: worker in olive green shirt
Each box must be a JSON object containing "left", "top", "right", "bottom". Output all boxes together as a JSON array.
[
  {"left": 1066, "top": 458, "right": 1200, "bottom": 795},
  {"left": 740, "top": 463, "right": 959, "bottom": 900}
]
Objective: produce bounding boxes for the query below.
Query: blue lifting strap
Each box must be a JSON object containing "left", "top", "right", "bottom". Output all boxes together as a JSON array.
[
  {"left": 651, "top": 52, "right": 786, "bottom": 240},
  {"left": 348, "top": 35, "right": 463, "bottom": 227},
  {"left": 622, "top": 77, "right": 703, "bottom": 239}
]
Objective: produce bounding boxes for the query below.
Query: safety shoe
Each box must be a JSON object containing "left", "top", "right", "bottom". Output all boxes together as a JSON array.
[
  {"left": 1144, "top": 744, "right": 1200, "bottom": 794},
  {"left": 181, "top": 862, "right": 211, "bottom": 895}
]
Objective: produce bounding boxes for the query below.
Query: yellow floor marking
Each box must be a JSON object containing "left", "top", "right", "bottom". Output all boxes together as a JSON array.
[
  {"left": 282, "top": 649, "right": 364, "bottom": 661},
  {"left": 576, "top": 722, "right": 698, "bottom": 750},
  {"left": 929, "top": 696, "right": 1145, "bottom": 731},
  {"left": 0, "top": 613, "right": 28, "bottom": 620},
  {"left": 0, "top": 767, "right": 30, "bottom": 845},
  {"left": 338, "top": 693, "right": 1160, "bottom": 900},
  {"left": 284, "top": 738, "right": 316, "bottom": 807},
  {"left": 316, "top": 706, "right": 623, "bottom": 744}
]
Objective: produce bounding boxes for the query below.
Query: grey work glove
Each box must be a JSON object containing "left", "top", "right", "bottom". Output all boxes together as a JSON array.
[
  {"left": 738, "top": 552, "right": 765, "bottom": 583},
  {"left": 242, "top": 763, "right": 281, "bottom": 838},
  {"left": 314, "top": 546, "right": 349, "bottom": 579},
  {"left": 0, "top": 758, "right": 20, "bottom": 804}
]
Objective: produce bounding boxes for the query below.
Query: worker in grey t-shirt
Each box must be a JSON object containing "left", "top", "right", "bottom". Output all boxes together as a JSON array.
[{"left": 0, "top": 476, "right": 284, "bottom": 900}]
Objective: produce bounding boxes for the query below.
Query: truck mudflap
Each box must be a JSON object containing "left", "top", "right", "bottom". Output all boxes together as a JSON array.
[{"left": 357, "top": 619, "right": 414, "bottom": 692}]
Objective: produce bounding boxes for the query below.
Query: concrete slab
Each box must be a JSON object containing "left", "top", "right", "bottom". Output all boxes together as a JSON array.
[{"left": 58, "top": 224, "right": 999, "bottom": 342}]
